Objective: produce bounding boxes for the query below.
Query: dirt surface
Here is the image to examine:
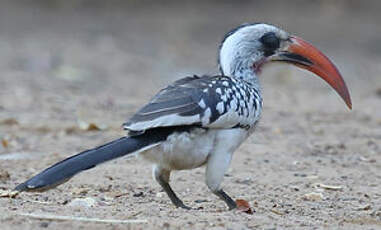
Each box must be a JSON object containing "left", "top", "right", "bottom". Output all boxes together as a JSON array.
[{"left": 0, "top": 1, "right": 380, "bottom": 229}]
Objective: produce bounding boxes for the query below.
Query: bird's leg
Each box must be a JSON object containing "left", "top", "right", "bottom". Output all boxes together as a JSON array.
[
  {"left": 153, "top": 166, "right": 191, "bottom": 210},
  {"left": 212, "top": 189, "right": 237, "bottom": 210},
  {"left": 206, "top": 151, "right": 237, "bottom": 210}
]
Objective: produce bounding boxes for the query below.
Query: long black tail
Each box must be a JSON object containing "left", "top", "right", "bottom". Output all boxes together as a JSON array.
[{"left": 14, "top": 127, "right": 182, "bottom": 192}]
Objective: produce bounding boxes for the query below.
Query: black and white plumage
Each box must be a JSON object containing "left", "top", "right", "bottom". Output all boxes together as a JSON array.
[
  {"left": 14, "top": 23, "right": 351, "bottom": 210},
  {"left": 124, "top": 75, "right": 262, "bottom": 132}
]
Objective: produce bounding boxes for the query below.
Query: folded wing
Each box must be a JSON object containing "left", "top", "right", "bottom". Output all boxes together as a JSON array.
[{"left": 123, "top": 75, "right": 261, "bottom": 134}]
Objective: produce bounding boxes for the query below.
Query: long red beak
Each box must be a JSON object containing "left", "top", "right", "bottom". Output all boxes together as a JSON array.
[{"left": 273, "top": 36, "right": 352, "bottom": 109}]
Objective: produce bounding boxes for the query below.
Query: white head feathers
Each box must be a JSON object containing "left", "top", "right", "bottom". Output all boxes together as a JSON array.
[{"left": 219, "top": 23, "right": 288, "bottom": 79}]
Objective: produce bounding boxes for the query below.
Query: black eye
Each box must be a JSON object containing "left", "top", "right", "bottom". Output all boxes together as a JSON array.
[
  {"left": 259, "top": 32, "right": 280, "bottom": 56},
  {"left": 259, "top": 32, "right": 280, "bottom": 49}
]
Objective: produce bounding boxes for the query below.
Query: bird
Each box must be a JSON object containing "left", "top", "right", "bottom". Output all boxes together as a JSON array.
[{"left": 14, "top": 23, "right": 352, "bottom": 210}]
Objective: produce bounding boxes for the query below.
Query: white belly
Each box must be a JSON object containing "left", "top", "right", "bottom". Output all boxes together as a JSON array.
[{"left": 139, "top": 127, "right": 250, "bottom": 171}]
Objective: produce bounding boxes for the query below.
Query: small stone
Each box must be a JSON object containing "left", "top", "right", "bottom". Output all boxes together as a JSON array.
[
  {"left": 0, "top": 118, "right": 19, "bottom": 126},
  {"left": 39, "top": 222, "right": 49, "bottom": 228},
  {"left": 1, "top": 139, "right": 9, "bottom": 148},
  {"left": 194, "top": 199, "right": 208, "bottom": 203},
  {"left": 294, "top": 173, "right": 307, "bottom": 177},
  {"left": 77, "top": 120, "right": 107, "bottom": 131},
  {"left": 0, "top": 169, "right": 10, "bottom": 181},
  {"left": 156, "top": 192, "right": 166, "bottom": 198},
  {"left": 356, "top": 204, "right": 371, "bottom": 211},
  {"left": 133, "top": 191, "right": 144, "bottom": 197},
  {"left": 71, "top": 187, "right": 89, "bottom": 195},
  {"left": 235, "top": 178, "right": 252, "bottom": 185},
  {"left": 303, "top": 192, "right": 324, "bottom": 201},
  {"left": 67, "top": 197, "right": 97, "bottom": 207}
]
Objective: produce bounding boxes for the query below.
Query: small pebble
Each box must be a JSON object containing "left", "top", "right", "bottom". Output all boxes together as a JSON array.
[
  {"left": 303, "top": 192, "right": 324, "bottom": 201},
  {"left": 133, "top": 191, "right": 144, "bottom": 197},
  {"left": 39, "top": 222, "right": 49, "bottom": 228},
  {"left": 67, "top": 197, "right": 97, "bottom": 207}
]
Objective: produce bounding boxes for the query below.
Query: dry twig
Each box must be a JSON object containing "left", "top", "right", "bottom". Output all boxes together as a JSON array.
[{"left": 17, "top": 212, "right": 148, "bottom": 224}]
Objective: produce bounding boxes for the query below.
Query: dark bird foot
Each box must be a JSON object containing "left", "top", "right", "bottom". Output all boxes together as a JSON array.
[{"left": 175, "top": 202, "right": 192, "bottom": 210}]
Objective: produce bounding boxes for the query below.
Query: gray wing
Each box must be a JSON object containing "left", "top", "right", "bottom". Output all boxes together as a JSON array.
[{"left": 123, "top": 75, "right": 261, "bottom": 133}]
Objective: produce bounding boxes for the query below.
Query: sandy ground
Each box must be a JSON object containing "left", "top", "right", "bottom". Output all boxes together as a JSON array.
[{"left": 0, "top": 1, "right": 380, "bottom": 229}]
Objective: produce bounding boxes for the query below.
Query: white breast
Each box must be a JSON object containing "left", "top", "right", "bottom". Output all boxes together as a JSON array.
[
  {"left": 140, "top": 128, "right": 215, "bottom": 170},
  {"left": 139, "top": 127, "right": 252, "bottom": 171}
]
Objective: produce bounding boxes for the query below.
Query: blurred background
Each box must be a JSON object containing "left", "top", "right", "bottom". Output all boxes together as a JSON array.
[
  {"left": 0, "top": 1, "right": 380, "bottom": 229},
  {"left": 0, "top": 0, "right": 380, "bottom": 125}
]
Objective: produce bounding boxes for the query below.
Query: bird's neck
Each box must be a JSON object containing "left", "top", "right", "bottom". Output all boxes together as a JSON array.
[
  {"left": 220, "top": 61, "right": 261, "bottom": 92},
  {"left": 219, "top": 45, "right": 262, "bottom": 90}
]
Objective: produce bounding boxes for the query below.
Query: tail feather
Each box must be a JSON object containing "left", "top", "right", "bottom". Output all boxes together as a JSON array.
[{"left": 14, "top": 127, "right": 181, "bottom": 192}]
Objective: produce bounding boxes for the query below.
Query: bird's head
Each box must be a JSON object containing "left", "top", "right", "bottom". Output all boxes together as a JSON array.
[{"left": 219, "top": 23, "right": 352, "bottom": 109}]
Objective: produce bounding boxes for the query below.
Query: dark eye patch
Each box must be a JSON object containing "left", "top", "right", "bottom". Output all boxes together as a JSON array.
[
  {"left": 260, "top": 32, "right": 280, "bottom": 49},
  {"left": 259, "top": 32, "right": 280, "bottom": 56}
]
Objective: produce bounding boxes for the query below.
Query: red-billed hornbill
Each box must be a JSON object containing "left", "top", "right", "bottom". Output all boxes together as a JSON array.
[{"left": 15, "top": 23, "right": 351, "bottom": 210}]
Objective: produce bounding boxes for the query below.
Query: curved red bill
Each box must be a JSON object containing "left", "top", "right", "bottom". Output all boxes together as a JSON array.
[{"left": 287, "top": 36, "right": 352, "bottom": 109}]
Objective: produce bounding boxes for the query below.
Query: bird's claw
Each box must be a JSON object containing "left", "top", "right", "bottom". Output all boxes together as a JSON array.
[
  {"left": 171, "top": 198, "right": 191, "bottom": 209},
  {"left": 176, "top": 203, "right": 192, "bottom": 210}
]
